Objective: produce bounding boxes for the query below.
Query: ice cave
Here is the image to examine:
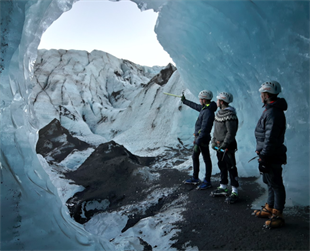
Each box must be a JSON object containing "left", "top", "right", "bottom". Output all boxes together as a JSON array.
[{"left": 0, "top": 0, "right": 309, "bottom": 250}]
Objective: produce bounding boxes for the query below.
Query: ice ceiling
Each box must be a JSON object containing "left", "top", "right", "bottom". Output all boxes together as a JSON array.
[{"left": 0, "top": 0, "right": 309, "bottom": 250}]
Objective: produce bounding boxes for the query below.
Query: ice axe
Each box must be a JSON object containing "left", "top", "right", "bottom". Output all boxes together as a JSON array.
[
  {"left": 214, "top": 146, "right": 225, "bottom": 153},
  {"left": 163, "top": 92, "right": 182, "bottom": 98},
  {"left": 248, "top": 156, "right": 259, "bottom": 163},
  {"left": 215, "top": 147, "right": 227, "bottom": 161}
]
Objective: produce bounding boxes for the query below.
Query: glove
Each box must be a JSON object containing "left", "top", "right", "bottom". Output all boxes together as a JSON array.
[
  {"left": 258, "top": 154, "right": 268, "bottom": 165},
  {"left": 194, "top": 144, "right": 199, "bottom": 153},
  {"left": 181, "top": 94, "right": 186, "bottom": 102},
  {"left": 217, "top": 143, "right": 228, "bottom": 152},
  {"left": 258, "top": 154, "right": 272, "bottom": 166},
  {"left": 258, "top": 155, "right": 273, "bottom": 173},
  {"left": 258, "top": 163, "right": 271, "bottom": 173},
  {"left": 211, "top": 142, "right": 217, "bottom": 151}
]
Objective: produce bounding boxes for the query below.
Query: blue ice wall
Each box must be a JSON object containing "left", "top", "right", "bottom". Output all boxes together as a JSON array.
[
  {"left": 155, "top": 0, "right": 309, "bottom": 205},
  {"left": 0, "top": 0, "right": 102, "bottom": 250}
]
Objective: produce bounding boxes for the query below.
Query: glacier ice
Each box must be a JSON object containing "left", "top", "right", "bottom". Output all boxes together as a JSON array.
[
  {"left": 154, "top": 0, "right": 309, "bottom": 206},
  {"left": 0, "top": 0, "right": 309, "bottom": 250}
]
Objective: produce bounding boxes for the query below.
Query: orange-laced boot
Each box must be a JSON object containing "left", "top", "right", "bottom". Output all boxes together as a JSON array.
[
  {"left": 263, "top": 209, "right": 285, "bottom": 229},
  {"left": 252, "top": 203, "right": 273, "bottom": 218}
]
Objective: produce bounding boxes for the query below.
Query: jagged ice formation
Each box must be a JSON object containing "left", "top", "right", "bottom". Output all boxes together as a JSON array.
[{"left": 0, "top": 0, "right": 309, "bottom": 250}]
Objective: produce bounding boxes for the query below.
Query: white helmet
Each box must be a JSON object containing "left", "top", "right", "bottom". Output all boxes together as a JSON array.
[
  {"left": 198, "top": 90, "right": 213, "bottom": 100},
  {"left": 259, "top": 81, "right": 281, "bottom": 95},
  {"left": 216, "top": 92, "right": 233, "bottom": 103}
]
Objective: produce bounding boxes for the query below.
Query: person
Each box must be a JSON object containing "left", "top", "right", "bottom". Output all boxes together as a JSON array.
[
  {"left": 252, "top": 81, "right": 287, "bottom": 229},
  {"left": 210, "top": 92, "right": 239, "bottom": 203},
  {"left": 181, "top": 90, "right": 217, "bottom": 189}
]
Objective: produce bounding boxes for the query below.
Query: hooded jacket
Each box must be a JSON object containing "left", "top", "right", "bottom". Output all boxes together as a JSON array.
[
  {"left": 255, "top": 98, "right": 287, "bottom": 164},
  {"left": 212, "top": 106, "right": 238, "bottom": 150},
  {"left": 182, "top": 99, "right": 217, "bottom": 146}
]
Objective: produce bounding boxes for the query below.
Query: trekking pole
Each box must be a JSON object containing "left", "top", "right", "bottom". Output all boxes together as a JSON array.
[{"left": 163, "top": 92, "right": 182, "bottom": 98}]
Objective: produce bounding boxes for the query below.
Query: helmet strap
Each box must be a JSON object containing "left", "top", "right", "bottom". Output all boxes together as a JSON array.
[{"left": 263, "top": 99, "right": 268, "bottom": 105}]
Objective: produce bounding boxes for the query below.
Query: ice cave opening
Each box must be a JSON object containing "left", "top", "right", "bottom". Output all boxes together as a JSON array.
[
  {"left": 1, "top": 0, "right": 309, "bottom": 250},
  {"left": 38, "top": 0, "right": 173, "bottom": 67}
]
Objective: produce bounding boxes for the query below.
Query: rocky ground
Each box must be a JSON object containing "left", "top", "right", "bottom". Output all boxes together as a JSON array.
[
  {"left": 172, "top": 175, "right": 309, "bottom": 250},
  {"left": 63, "top": 145, "right": 309, "bottom": 250},
  {"left": 37, "top": 120, "right": 310, "bottom": 250}
]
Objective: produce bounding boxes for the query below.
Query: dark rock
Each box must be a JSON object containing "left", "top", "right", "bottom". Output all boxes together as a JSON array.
[
  {"left": 145, "top": 63, "right": 177, "bottom": 88},
  {"left": 64, "top": 141, "right": 157, "bottom": 223},
  {"left": 36, "top": 118, "right": 90, "bottom": 163}
]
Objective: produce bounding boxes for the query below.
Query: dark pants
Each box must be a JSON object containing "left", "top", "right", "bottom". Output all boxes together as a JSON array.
[
  {"left": 217, "top": 150, "right": 239, "bottom": 188},
  {"left": 192, "top": 144, "right": 212, "bottom": 182},
  {"left": 262, "top": 164, "right": 286, "bottom": 212}
]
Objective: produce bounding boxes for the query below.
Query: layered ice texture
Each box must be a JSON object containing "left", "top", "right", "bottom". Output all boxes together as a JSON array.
[{"left": 0, "top": 0, "right": 309, "bottom": 250}]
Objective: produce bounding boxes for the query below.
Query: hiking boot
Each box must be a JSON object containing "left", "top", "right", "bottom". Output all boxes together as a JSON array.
[
  {"left": 197, "top": 179, "right": 212, "bottom": 190},
  {"left": 225, "top": 192, "right": 238, "bottom": 204},
  {"left": 210, "top": 187, "right": 229, "bottom": 197},
  {"left": 252, "top": 203, "right": 273, "bottom": 218},
  {"left": 263, "top": 209, "right": 285, "bottom": 229},
  {"left": 183, "top": 177, "right": 200, "bottom": 185}
]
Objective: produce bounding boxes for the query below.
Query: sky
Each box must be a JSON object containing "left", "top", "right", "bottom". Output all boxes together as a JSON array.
[{"left": 38, "top": 0, "right": 174, "bottom": 67}]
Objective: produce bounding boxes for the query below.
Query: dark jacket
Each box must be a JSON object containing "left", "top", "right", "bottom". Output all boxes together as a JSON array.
[
  {"left": 212, "top": 106, "right": 238, "bottom": 150},
  {"left": 182, "top": 99, "right": 217, "bottom": 146},
  {"left": 255, "top": 98, "right": 287, "bottom": 164}
]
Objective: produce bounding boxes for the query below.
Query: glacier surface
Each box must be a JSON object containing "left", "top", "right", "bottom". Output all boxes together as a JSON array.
[{"left": 0, "top": 0, "right": 309, "bottom": 250}]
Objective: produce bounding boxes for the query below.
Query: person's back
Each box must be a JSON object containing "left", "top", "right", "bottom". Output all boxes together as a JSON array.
[
  {"left": 191, "top": 101, "right": 217, "bottom": 145},
  {"left": 181, "top": 90, "right": 217, "bottom": 189}
]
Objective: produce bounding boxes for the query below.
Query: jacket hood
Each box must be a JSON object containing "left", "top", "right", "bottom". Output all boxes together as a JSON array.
[
  {"left": 267, "top": 98, "right": 288, "bottom": 111},
  {"left": 224, "top": 106, "right": 236, "bottom": 114},
  {"left": 209, "top": 101, "right": 218, "bottom": 112}
]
